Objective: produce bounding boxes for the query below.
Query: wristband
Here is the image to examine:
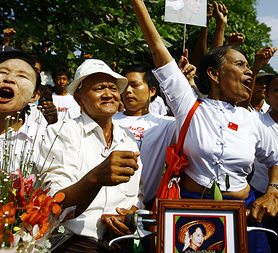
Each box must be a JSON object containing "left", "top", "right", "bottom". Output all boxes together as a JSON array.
[{"left": 268, "top": 184, "right": 278, "bottom": 191}]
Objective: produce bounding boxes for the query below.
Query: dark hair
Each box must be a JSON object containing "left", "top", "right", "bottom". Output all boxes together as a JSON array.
[
  {"left": 195, "top": 46, "right": 248, "bottom": 95},
  {"left": 188, "top": 224, "right": 206, "bottom": 237},
  {"left": 266, "top": 74, "right": 278, "bottom": 92},
  {"left": 52, "top": 66, "right": 71, "bottom": 84},
  {"left": 0, "top": 54, "right": 41, "bottom": 92},
  {"left": 121, "top": 63, "right": 158, "bottom": 102}
]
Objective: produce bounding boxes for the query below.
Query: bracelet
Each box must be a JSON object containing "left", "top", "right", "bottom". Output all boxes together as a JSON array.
[{"left": 268, "top": 184, "right": 278, "bottom": 191}]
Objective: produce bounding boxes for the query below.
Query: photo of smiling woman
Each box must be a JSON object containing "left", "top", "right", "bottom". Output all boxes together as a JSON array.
[
  {"left": 165, "top": 0, "right": 206, "bottom": 26},
  {"left": 175, "top": 217, "right": 225, "bottom": 252}
]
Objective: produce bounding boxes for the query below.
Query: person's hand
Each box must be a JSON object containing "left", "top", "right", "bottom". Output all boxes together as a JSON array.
[
  {"left": 40, "top": 101, "right": 58, "bottom": 125},
  {"left": 207, "top": 3, "right": 213, "bottom": 25},
  {"left": 213, "top": 1, "right": 228, "bottom": 26},
  {"left": 111, "top": 61, "right": 117, "bottom": 72},
  {"left": 247, "top": 187, "right": 278, "bottom": 223},
  {"left": 178, "top": 49, "right": 197, "bottom": 85},
  {"left": 3, "top": 28, "right": 16, "bottom": 45},
  {"left": 104, "top": 205, "right": 138, "bottom": 239},
  {"left": 92, "top": 150, "right": 140, "bottom": 187},
  {"left": 227, "top": 33, "right": 244, "bottom": 46},
  {"left": 252, "top": 46, "right": 278, "bottom": 74}
]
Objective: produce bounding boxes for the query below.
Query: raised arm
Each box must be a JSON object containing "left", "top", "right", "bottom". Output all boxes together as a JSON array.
[
  {"left": 2, "top": 28, "right": 16, "bottom": 46},
  {"left": 131, "top": 0, "right": 173, "bottom": 68},
  {"left": 178, "top": 49, "right": 205, "bottom": 98},
  {"left": 227, "top": 33, "right": 244, "bottom": 46},
  {"left": 211, "top": 1, "right": 228, "bottom": 49},
  {"left": 191, "top": 2, "right": 213, "bottom": 67}
]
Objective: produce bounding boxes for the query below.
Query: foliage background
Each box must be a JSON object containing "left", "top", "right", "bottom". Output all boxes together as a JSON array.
[{"left": 0, "top": 0, "right": 276, "bottom": 75}]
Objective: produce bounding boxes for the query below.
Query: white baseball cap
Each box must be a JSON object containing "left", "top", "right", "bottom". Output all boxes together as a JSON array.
[{"left": 68, "top": 59, "right": 127, "bottom": 95}]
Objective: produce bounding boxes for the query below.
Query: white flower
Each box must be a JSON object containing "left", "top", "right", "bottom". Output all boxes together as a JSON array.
[{"left": 58, "top": 225, "right": 65, "bottom": 233}]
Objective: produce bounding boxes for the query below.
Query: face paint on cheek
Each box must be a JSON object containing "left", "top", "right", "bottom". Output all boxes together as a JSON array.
[{"left": 17, "top": 79, "right": 36, "bottom": 103}]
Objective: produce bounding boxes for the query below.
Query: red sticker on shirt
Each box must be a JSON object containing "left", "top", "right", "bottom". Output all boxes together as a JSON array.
[{"left": 228, "top": 122, "right": 238, "bottom": 131}]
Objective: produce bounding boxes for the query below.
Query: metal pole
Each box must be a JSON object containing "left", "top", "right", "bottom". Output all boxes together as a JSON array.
[{"left": 183, "top": 24, "right": 187, "bottom": 54}]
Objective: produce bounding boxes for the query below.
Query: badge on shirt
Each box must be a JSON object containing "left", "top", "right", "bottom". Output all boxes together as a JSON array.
[{"left": 228, "top": 122, "right": 238, "bottom": 131}]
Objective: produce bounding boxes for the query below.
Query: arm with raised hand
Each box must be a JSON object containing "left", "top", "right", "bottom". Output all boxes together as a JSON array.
[
  {"left": 131, "top": 0, "right": 172, "bottom": 68},
  {"left": 211, "top": 1, "right": 228, "bottom": 49},
  {"left": 191, "top": 3, "right": 213, "bottom": 67},
  {"left": 3, "top": 28, "right": 16, "bottom": 46},
  {"left": 238, "top": 46, "right": 278, "bottom": 108}
]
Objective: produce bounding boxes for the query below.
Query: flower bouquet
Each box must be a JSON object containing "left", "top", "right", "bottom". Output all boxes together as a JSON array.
[{"left": 0, "top": 114, "right": 74, "bottom": 252}]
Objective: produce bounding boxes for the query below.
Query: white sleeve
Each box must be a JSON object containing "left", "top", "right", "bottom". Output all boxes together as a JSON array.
[
  {"left": 255, "top": 117, "right": 278, "bottom": 168},
  {"left": 152, "top": 60, "right": 198, "bottom": 129},
  {"left": 39, "top": 120, "right": 82, "bottom": 196}
]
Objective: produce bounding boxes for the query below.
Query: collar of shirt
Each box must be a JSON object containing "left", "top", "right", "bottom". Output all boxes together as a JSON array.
[
  {"left": 204, "top": 97, "right": 236, "bottom": 112},
  {"left": 81, "top": 111, "right": 127, "bottom": 145}
]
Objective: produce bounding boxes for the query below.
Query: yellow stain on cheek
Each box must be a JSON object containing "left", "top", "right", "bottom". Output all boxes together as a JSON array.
[{"left": 17, "top": 79, "right": 35, "bottom": 103}]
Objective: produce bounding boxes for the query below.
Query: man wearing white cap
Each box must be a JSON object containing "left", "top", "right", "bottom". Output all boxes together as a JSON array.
[
  {"left": 40, "top": 59, "right": 144, "bottom": 252},
  {"left": 249, "top": 70, "right": 272, "bottom": 113}
]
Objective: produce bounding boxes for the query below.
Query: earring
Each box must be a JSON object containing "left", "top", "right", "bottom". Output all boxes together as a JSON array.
[{"left": 217, "top": 81, "right": 219, "bottom": 84}]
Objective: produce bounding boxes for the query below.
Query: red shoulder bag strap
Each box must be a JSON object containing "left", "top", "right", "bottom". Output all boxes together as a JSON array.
[{"left": 175, "top": 99, "right": 200, "bottom": 156}]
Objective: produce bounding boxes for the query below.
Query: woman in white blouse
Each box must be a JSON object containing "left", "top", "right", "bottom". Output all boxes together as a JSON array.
[{"left": 131, "top": 0, "right": 278, "bottom": 245}]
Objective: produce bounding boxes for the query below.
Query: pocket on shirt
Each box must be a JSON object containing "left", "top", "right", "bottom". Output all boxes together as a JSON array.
[{"left": 121, "top": 172, "right": 139, "bottom": 197}]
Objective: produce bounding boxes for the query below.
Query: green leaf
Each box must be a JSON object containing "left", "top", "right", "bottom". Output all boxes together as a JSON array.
[
  {"left": 225, "top": 174, "right": 230, "bottom": 191},
  {"left": 84, "top": 30, "right": 94, "bottom": 39},
  {"left": 84, "top": 18, "right": 91, "bottom": 26},
  {"left": 67, "top": 52, "right": 75, "bottom": 60},
  {"left": 210, "top": 180, "right": 223, "bottom": 200},
  {"left": 2, "top": 0, "right": 276, "bottom": 73}
]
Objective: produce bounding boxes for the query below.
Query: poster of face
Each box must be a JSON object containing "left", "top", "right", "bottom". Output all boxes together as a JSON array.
[
  {"left": 174, "top": 215, "right": 226, "bottom": 252},
  {"left": 165, "top": 0, "right": 207, "bottom": 26}
]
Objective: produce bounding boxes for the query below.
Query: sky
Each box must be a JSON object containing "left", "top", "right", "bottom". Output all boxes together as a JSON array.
[{"left": 256, "top": 0, "right": 278, "bottom": 72}]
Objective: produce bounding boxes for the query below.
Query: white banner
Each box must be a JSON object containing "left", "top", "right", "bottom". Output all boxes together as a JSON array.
[{"left": 165, "top": 0, "right": 207, "bottom": 27}]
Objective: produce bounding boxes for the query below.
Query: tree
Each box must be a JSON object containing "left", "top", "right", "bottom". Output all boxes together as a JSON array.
[{"left": 0, "top": 0, "right": 275, "bottom": 74}]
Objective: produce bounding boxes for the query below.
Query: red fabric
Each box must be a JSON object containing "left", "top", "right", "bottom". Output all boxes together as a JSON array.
[
  {"left": 152, "top": 100, "right": 200, "bottom": 214},
  {"left": 157, "top": 144, "right": 188, "bottom": 198},
  {"left": 151, "top": 144, "right": 188, "bottom": 214}
]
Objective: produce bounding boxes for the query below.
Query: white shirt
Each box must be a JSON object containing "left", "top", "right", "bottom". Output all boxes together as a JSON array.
[
  {"left": 0, "top": 118, "right": 45, "bottom": 173},
  {"left": 249, "top": 100, "right": 270, "bottom": 114},
  {"left": 52, "top": 92, "right": 81, "bottom": 121},
  {"left": 149, "top": 96, "right": 168, "bottom": 116},
  {"left": 250, "top": 112, "right": 278, "bottom": 193},
  {"left": 113, "top": 111, "right": 176, "bottom": 202},
  {"left": 152, "top": 60, "right": 278, "bottom": 192},
  {"left": 39, "top": 112, "right": 144, "bottom": 239},
  {"left": 27, "top": 103, "right": 48, "bottom": 127}
]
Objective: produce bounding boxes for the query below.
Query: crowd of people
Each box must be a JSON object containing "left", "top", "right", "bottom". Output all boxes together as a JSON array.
[{"left": 1, "top": 0, "right": 278, "bottom": 252}]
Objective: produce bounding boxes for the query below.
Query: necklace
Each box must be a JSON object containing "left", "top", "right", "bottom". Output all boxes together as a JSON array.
[
  {"left": 102, "top": 125, "right": 113, "bottom": 158},
  {"left": 107, "top": 125, "right": 113, "bottom": 148}
]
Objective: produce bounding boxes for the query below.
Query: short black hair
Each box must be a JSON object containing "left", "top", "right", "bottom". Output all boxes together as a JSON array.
[
  {"left": 52, "top": 66, "right": 71, "bottom": 84},
  {"left": 121, "top": 63, "right": 158, "bottom": 102},
  {"left": 195, "top": 46, "right": 248, "bottom": 95}
]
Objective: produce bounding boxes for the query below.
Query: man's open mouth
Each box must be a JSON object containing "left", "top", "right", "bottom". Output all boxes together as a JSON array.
[{"left": 0, "top": 87, "right": 14, "bottom": 99}]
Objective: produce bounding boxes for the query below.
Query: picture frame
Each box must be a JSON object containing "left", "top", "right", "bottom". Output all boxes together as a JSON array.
[{"left": 156, "top": 199, "right": 248, "bottom": 253}]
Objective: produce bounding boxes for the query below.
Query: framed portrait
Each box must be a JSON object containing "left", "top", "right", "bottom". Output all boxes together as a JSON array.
[{"left": 156, "top": 199, "right": 248, "bottom": 253}]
